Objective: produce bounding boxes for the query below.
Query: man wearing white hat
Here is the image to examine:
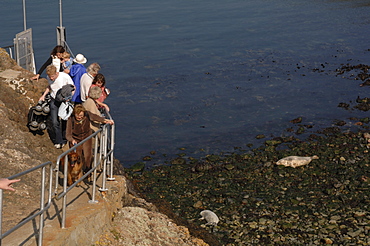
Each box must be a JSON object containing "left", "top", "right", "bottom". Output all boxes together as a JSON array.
[{"left": 68, "top": 53, "right": 87, "bottom": 103}]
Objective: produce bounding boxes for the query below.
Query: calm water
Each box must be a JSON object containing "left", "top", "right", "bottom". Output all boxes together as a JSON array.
[{"left": 1, "top": 0, "right": 370, "bottom": 167}]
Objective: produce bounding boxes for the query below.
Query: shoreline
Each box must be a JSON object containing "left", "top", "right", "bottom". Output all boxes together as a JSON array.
[{"left": 126, "top": 117, "right": 370, "bottom": 245}]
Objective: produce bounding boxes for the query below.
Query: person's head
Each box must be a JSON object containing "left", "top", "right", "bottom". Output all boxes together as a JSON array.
[
  {"left": 88, "top": 86, "right": 102, "bottom": 100},
  {"left": 46, "top": 65, "right": 58, "bottom": 81},
  {"left": 61, "top": 52, "right": 71, "bottom": 61},
  {"left": 86, "top": 63, "right": 101, "bottom": 76},
  {"left": 51, "top": 45, "right": 65, "bottom": 58},
  {"left": 73, "top": 104, "right": 87, "bottom": 121},
  {"left": 92, "top": 73, "right": 106, "bottom": 87}
]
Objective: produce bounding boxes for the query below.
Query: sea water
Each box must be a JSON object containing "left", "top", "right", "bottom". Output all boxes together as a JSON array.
[{"left": 1, "top": 0, "right": 370, "bottom": 167}]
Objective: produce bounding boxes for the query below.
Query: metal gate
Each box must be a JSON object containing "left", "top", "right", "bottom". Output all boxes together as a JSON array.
[{"left": 14, "top": 28, "right": 36, "bottom": 74}]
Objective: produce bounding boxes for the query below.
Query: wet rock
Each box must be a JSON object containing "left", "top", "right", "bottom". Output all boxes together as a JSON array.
[
  {"left": 338, "top": 102, "right": 350, "bottom": 109},
  {"left": 290, "top": 117, "right": 302, "bottom": 124},
  {"left": 130, "top": 162, "right": 145, "bottom": 172},
  {"left": 171, "top": 157, "right": 186, "bottom": 165},
  {"left": 143, "top": 155, "right": 152, "bottom": 161},
  {"left": 191, "top": 160, "right": 214, "bottom": 172},
  {"left": 320, "top": 238, "right": 333, "bottom": 244},
  {"left": 193, "top": 201, "right": 203, "bottom": 209}
]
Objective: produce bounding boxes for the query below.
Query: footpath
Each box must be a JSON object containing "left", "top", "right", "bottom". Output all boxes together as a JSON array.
[{"left": 3, "top": 174, "right": 126, "bottom": 246}]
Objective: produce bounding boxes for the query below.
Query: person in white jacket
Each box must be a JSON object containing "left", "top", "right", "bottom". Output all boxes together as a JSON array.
[{"left": 80, "top": 63, "right": 101, "bottom": 102}]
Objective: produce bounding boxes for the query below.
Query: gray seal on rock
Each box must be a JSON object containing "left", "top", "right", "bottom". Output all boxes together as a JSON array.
[
  {"left": 200, "top": 210, "right": 219, "bottom": 226},
  {"left": 276, "top": 155, "right": 319, "bottom": 168}
]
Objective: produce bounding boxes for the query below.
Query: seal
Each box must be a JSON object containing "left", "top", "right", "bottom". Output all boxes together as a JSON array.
[
  {"left": 276, "top": 155, "right": 319, "bottom": 168},
  {"left": 200, "top": 210, "right": 219, "bottom": 226}
]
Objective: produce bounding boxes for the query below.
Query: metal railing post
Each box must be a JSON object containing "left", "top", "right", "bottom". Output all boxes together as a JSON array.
[
  {"left": 38, "top": 166, "right": 46, "bottom": 246},
  {"left": 61, "top": 154, "right": 69, "bottom": 229},
  {"left": 107, "top": 124, "right": 116, "bottom": 181},
  {"left": 89, "top": 133, "right": 100, "bottom": 204},
  {"left": 54, "top": 157, "right": 61, "bottom": 196},
  {"left": 0, "top": 189, "right": 3, "bottom": 246},
  {"left": 99, "top": 126, "right": 108, "bottom": 192}
]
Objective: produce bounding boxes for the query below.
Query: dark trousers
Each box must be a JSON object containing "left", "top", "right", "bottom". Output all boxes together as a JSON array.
[{"left": 48, "top": 99, "right": 65, "bottom": 144}]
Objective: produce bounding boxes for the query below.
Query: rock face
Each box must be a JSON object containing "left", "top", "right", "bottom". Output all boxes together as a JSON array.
[
  {"left": 0, "top": 48, "right": 64, "bottom": 232},
  {"left": 98, "top": 206, "right": 208, "bottom": 246},
  {"left": 0, "top": 48, "right": 207, "bottom": 245}
]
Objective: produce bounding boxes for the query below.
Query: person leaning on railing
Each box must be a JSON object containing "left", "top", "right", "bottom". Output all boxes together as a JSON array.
[
  {"left": 65, "top": 104, "right": 114, "bottom": 172},
  {"left": 82, "top": 86, "right": 103, "bottom": 132},
  {"left": 31, "top": 45, "right": 66, "bottom": 81},
  {"left": 80, "top": 63, "right": 101, "bottom": 102},
  {"left": 91, "top": 73, "right": 110, "bottom": 112}
]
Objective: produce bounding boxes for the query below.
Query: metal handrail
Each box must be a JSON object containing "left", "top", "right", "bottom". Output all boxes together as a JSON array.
[
  {"left": 0, "top": 120, "right": 115, "bottom": 244},
  {"left": 0, "top": 45, "right": 14, "bottom": 60},
  {"left": 54, "top": 128, "right": 102, "bottom": 196},
  {"left": 0, "top": 161, "right": 53, "bottom": 246},
  {"left": 54, "top": 122, "right": 115, "bottom": 228},
  {"left": 62, "top": 41, "right": 75, "bottom": 59}
]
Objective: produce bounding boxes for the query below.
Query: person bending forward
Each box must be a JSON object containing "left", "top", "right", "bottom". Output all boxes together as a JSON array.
[{"left": 65, "top": 105, "right": 114, "bottom": 171}]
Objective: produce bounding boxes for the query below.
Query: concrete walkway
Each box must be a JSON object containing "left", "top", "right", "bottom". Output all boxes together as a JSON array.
[{"left": 2, "top": 175, "right": 126, "bottom": 246}]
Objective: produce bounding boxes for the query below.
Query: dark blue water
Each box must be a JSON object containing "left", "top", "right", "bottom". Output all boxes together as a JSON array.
[{"left": 1, "top": 0, "right": 370, "bottom": 167}]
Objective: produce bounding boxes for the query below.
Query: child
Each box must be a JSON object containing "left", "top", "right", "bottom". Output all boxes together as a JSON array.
[{"left": 61, "top": 52, "right": 73, "bottom": 71}]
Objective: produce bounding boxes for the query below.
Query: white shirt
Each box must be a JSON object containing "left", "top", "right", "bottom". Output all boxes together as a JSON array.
[
  {"left": 52, "top": 55, "right": 61, "bottom": 72},
  {"left": 48, "top": 72, "right": 74, "bottom": 99},
  {"left": 80, "top": 73, "right": 94, "bottom": 101}
]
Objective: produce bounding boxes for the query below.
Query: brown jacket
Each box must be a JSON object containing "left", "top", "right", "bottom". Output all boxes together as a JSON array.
[{"left": 66, "top": 111, "right": 106, "bottom": 143}]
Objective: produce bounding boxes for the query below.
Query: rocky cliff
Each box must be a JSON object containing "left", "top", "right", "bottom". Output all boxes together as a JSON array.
[{"left": 0, "top": 48, "right": 208, "bottom": 245}]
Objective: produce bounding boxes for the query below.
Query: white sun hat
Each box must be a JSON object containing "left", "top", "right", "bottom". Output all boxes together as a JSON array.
[{"left": 73, "top": 54, "right": 87, "bottom": 64}]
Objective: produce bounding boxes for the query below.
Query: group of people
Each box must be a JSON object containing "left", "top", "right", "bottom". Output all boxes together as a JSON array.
[{"left": 32, "top": 45, "right": 114, "bottom": 172}]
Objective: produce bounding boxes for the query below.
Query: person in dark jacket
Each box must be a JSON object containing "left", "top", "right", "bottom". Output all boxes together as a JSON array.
[
  {"left": 66, "top": 105, "right": 114, "bottom": 171},
  {"left": 31, "top": 45, "right": 66, "bottom": 80}
]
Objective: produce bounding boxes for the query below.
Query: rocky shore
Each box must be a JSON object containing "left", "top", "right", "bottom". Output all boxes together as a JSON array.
[
  {"left": 127, "top": 128, "right": 370, "bottom": 245},
  {"left": 126, "top": 64, "right": 370, "bottom": 245},
  {"left": 0, "top": 48, "right": 209, "bottom": 245}
]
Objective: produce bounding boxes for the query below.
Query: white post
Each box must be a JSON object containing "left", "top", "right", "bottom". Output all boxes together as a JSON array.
[
  {"left": 22, "top": 0, "right": 27, "bottom": 31},
  {"left": 59, "top": 0, "right": 63, "bottom": 28}
]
